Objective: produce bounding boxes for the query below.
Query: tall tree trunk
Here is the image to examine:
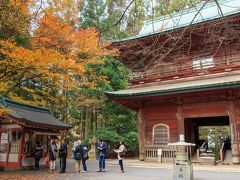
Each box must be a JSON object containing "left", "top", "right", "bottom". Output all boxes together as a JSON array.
[
  {"left": 81, "top": 107, "right": 85, "bottom": 139},
  {"left": 94, "top": 107, "right": 98, "bottom": 135},
  {"left": 85, "top": 107, "right": 89, "bottom": 138},
  {"left": 90, "top": 108, "right": 94, "bottom": 135}
]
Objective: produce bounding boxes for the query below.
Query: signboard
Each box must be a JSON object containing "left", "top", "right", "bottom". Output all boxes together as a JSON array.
[
  {"left": 1, "top": 132, "right": 8, "bottom": 144},
  {"left": 173, "top": 165, "right": 193, "bottom": 180},
  {"left": 157, "top": 148, "right": 162, "bottom": 156},
  {"left": 0, "top": 132, "right": 8, "bottom": 153}
]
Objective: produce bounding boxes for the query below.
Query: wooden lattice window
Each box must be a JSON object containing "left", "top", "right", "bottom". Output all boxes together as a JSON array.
[{"left": 153, "top": 124, "right": 169, "bottom": 145}]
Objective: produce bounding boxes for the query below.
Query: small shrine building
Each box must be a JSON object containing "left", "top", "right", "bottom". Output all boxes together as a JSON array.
[{"left": 0, "top": 97, "right": 71, "bottom": 169}]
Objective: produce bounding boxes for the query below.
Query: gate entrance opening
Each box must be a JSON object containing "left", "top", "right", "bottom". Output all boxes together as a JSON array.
[{"left": 184, "top": 116, "right": 231, "bottom": 164}]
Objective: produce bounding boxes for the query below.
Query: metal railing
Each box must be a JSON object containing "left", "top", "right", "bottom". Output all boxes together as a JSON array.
[{"left": 129, "top": 53, "right": 240, "bottom": 85}]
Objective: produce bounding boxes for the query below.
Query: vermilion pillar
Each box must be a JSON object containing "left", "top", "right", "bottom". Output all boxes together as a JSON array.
[
  {"left": 138, "top": 105, "right": 145, "bottom": 161},
  {"left": 177, "top": 101, "right": 184, "bottom": 140},
  {"left": 228, "top": 99, "right": 240, "bottom": 164},
  {"left": 18, "top": 127, "right": 24, "bottom": 169}
]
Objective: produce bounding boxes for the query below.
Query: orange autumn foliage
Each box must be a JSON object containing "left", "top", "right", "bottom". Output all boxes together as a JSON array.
[
  {"left": 0, "top": 107, "right": 11, "bottom": 117},
  {"left": 0, "top": 0, "right": 115, "bottom": 110},
  {"left": 0, "top": 40, "right": 84, "bottom": 98},
  {"left": 30, "top": 0, "right": 115, "bottom": 93},
  {"left": 32, "top": 8, "right": 114, "bottom": 64}
]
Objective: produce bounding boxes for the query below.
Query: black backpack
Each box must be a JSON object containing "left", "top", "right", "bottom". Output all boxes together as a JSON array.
[
  {"left": 35, "top": 148, "right": 43, "bottom": 159},
  {"left": 83, "top": 148, "right": 89, "bottom": 160},
  {"left": 74, "top": 145, "right": 83, "bottom": 160}
]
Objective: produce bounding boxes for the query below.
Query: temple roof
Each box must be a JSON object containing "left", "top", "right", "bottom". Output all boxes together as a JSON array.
[
  {"left": 0, "top": 97, "right": 71, "bottom": 129},
  {"left": 114, "top": 0, "right": 240, "bottom": 42},
  {"left": 105, "top": 73, "right": 240, "bottom": 99}
]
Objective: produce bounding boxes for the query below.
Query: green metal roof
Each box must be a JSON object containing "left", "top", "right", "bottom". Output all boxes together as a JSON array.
[
  {"left": 114, "top": 0, "right": 240, "bottom": 42},
  {"left": 105, "top": 73, "right": 240, "bottom": 99},
  {"left": 0, "top": 97, "right": 71, "bottom": 129}
]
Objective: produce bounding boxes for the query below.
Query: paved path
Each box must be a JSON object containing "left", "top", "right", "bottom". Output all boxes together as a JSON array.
[
  {"left": 107, "top": 159, "right": 240, "bottom": 172},
  {"left": 1, "top": 159, "right": 240, "bottom": 180}
]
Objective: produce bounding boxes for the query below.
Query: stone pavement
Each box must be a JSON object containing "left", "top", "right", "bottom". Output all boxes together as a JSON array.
[
  {"left": 1, "top": 159, "right": 240, "bottom": 180},
  {"left": 106, "top": 159, "right": 240, "bottom": 172}
]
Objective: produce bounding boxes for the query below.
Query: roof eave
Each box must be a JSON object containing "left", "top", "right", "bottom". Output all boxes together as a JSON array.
[
  {"left": 105, "top": 81, "right": 240, "bottom": 99},
  {"left": 21, "top": 119, "right": 72, "bottom": 130}
]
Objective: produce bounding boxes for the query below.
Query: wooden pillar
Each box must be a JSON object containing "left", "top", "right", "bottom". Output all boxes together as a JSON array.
[
  {"left": 177, "top": 101, "right": 184, "bottom": 141},
  {"left": 18, "top": 128, "right": 24, "bottom": 169},
  {"left": 138, "top": 105, "right": 145, "bottom": 161},
  {"left": 228, "top": 99, "right": 240, "bottom": 164}
]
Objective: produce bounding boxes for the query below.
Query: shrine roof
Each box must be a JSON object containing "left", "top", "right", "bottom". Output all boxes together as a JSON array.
[
  {"left": 0, "top": 97, "right": 71, "bottom": 129},
  {"left": 105, "top": 73, "right": 240, "bottom": 99},
  {"left": 114, "top": 0, "right": 240, "bottom": 43}
]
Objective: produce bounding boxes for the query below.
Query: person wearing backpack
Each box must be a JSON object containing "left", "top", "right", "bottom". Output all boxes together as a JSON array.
[
  {"left": 74, "top": 140, "right": 83, "bottom": 173},
  {"left": 113, "top": 140, "right": 126, "bottom": 173},
  {"left": 34, "top": 141, "right": 43, "bottom": 170},
  {"left": 82, "top": 145, "right": 89, "bottom": 172}
]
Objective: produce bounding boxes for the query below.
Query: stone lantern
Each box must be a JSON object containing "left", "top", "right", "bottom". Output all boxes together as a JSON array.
[{"left": 168, "top": 135, "right": 195, "bottom": 180}]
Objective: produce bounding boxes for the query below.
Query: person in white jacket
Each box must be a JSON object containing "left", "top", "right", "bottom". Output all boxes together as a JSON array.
[{"left": 113, "top": 141, "right": 125, "bottom": 173}]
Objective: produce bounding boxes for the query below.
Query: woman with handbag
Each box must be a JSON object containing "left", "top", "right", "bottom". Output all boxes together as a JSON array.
[
  {"left": 49, "top": 139, "right": 57, "bottom": 171},
  {"left": 113, "top": 140, "right": 126, "bottom": 173}
]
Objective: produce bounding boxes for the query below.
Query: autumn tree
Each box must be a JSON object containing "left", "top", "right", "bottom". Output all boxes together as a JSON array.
[
  {"left": 0, "top": 0, "right": 112, "bottom": 121},
  {"left": 32, "top": 1, "right": 111, "bottom": 121},
  {"left": 0, "top": 0, "right": 31, "bottom": 46}
]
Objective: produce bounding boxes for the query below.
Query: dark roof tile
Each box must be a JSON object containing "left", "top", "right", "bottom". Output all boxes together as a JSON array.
[{"left": 0, "top": 97, "right": 71, "bottom": 129}]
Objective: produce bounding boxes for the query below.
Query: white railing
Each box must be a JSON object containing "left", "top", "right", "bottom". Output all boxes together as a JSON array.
[{"left": 145, "top": 145, "right": 175, "bottom": 162}]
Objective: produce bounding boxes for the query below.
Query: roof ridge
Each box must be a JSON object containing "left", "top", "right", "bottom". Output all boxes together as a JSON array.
[
  {"left": 0, "top": 96, "right": 50, "bottom": 113},
  {"left": 113, "top": 0, "right": 240, "bottom": 42},
  {"left": 144, "top": 0, "right": 231, "bottom": 24}
]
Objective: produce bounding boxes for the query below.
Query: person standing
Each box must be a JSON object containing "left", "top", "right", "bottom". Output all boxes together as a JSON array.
[
  {"left": 34, "top": 141, "right": 43, "bottom": 170},
  {"left": 82, "top": 145, "right": 89, "bottom": 172},
  {"left": 97, "top": 139, "right": 107, "bottom": 172},
  {"left": 59, "top": 138, "right": 68, "bottom": 173},
  {"left": 74, "top": 140, "right": 83, "bottom": 173},
  {"left": 114, "top": 140, "right": 126, "bottom": 173},
  {"left": 49, "top": 139, "right": 57, "bottom": 171}
]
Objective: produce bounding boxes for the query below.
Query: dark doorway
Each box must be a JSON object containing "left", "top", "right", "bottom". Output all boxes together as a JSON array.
[{"left": 184, "top": 116, "right": 231, "bottom": 162}]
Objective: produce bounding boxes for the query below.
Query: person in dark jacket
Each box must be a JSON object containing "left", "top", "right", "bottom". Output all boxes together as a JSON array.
[
  {"left": 74, "top": 140, "right": 83, "bottom": 173},
  {"left": 34, "top": 141, "right": 43, "bottom": 170},
  {"left": 97, "top": 139, "right": 107, "bottom": 172},
  {"left": 59, "top": 138, "right": 68, "bottom": 173},
  {"left": 49, "top": 139, "right": 57, "bottom": 171},
  {"left": 82, "top": 145, "right": 88, "bottom": 172}
]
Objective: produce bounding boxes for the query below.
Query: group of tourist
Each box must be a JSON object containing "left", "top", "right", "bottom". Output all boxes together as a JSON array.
[{"left": 34, "top": 139, "right": 126, "bottom": 173}]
